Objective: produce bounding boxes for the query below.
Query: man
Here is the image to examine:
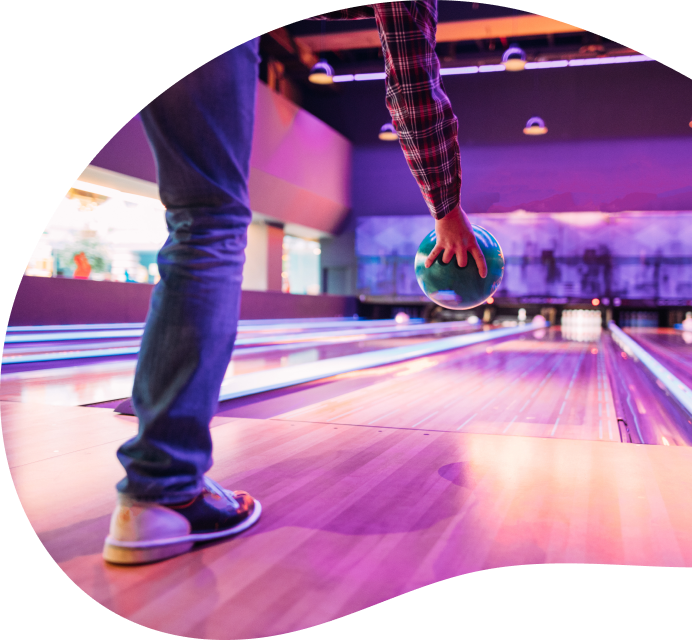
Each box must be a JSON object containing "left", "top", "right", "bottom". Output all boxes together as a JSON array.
[{"left": 103, "top": 0, "right": 487, "bottom": 565}]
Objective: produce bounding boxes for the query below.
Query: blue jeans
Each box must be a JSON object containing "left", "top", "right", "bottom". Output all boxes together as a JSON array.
[{"left": 116, "top": 39, "right": 260, "bottom": 504}]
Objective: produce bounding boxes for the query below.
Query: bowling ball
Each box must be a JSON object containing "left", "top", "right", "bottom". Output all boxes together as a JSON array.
[{"left": 414, "top": 225, "right": 504, "bottom": 310}]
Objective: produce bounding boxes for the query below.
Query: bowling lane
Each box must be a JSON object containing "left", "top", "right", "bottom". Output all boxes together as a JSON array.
[
  {"left": 624, "top": 328, "right": 692, "bottom": 389},
  {"left": 601, "top": 331, "right": 692, "bottom": 446},
  {"left": 275, "top": 327, "right": 622, "bottom": 443},
  {"left": 2, "top": 319, "right": 435, "bottom": 364},
  {"left": 3, "top": 317, "right": 379, "bottom": 331},
  {"left": 235, "top": 318, "right": 423, "bottom": 336},
  {"left": 3, "top": 338, "right": 142, "bottom": 363},
  {"left": 3, "top": 318, "right": 417, "bottom": 344},
  {"left": 223, "top": 323, "right": 480, "bottom": 377},
  {"left": 0, "top": 323, "right": 481, "bottom": 406},
  {"left": 0, "top": 359, "right": 139, "bottom": 406}
]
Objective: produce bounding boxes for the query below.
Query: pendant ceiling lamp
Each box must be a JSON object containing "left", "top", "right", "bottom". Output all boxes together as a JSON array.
[
  {"left": 523, "top": 116, "right": 548, "bottom": 135},
  {"left": 378, "top": 123, "right": 398, "bottom": 141},
  {"left": 308, "top": 60, "right": 334, "bottom": 85},
  {"left": 309, "top": 21, "right": 334, "bottom": 85},
  {"left": 502, "top": 45, "right": 526, "bottom": 71}
]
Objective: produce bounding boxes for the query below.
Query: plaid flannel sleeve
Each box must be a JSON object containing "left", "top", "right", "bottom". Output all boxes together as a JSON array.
[{"left": 312, "top": 2, "right": 461, "bottom": 219}]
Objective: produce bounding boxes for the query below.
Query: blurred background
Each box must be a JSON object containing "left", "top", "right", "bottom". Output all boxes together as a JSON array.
[{"left": 21, "top": 0, "right": 692, "bottom": 328}]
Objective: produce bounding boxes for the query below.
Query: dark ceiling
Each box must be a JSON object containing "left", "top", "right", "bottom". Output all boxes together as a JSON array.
[
  {"left": 303, "top": 60, "right": 692, "bottom": 146},
  {"left": 285, "top": 1, "right": 528, "bottom": 36},
  {"left": 257, "top": 1, "right": 692, "bottom": 146},
  {"left": 261, "top": 2, "right": 627, "bottom": 85}
]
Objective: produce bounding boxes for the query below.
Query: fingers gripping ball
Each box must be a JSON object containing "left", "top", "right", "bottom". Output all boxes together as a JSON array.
[{"left": 415, "top": 225, "right": 504, "bottom": 310}]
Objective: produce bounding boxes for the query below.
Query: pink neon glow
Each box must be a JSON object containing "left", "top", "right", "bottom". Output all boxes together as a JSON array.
[{"left": 249, "top": 83, "right": 351, "bottom": 234}]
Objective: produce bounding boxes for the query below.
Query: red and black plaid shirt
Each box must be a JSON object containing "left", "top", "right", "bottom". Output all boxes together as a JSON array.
[{"left": 314, "top": 1, "right": 460, "bottom": 219}]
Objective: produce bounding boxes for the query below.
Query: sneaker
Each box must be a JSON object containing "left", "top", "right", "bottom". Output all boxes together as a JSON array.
[{"left": 103, "top": 476, "right": 261, "bottom": 565}]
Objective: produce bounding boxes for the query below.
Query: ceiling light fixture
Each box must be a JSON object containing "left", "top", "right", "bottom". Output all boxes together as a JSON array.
[
  {"left": 309, "top": 20, "right": 334, "bottom": 86},
  {"left": 523, "top": 117, "right": 548, "bottom": 135},
  {"left": 502, "top": 45, "right": 526, "bottom": 71},
  {"left": 378, "top": 123, "right": 398, "bottom": 141},
  {"left": 332, "top": 55, "right": 653, "bottom": 83},
  {"left": 308, "top": 60, "right": 334, "bottom": 85}
]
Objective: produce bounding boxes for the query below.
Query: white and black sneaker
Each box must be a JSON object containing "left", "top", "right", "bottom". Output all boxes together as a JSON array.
[{"left": 103, "top": 476, "right": 261, "bottom": 565}]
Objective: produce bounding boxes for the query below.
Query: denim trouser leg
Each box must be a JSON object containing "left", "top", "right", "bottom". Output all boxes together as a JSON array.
[{"left": 116, "top": 40, "right": 260, "bottom": 504}]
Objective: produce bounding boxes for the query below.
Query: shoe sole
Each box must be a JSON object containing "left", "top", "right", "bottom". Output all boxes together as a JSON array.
[{"left": 103, "top": 499, "right": 262, "bottom": 565}]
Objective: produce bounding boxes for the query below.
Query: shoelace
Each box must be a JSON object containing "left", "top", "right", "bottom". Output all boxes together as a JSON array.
[{"left": 203, "top": 476, "right": 240, "bottom": 510}]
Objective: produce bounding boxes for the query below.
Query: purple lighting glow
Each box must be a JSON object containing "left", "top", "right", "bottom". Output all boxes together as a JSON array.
[
  {"left": 355, "top": 72, "right": 387, "bottom": 81},
  {"left": 524, "top": 60, "right": 569, "bottom": 69},
  {"left": 332, "top": 55, "right": 654, "bottom": 83},
  {"left": 440, "top": 66, "right": 479, "bottom": 76},
  {"left": 568, "top": 54, "right": 652, "bottom": 66},
  {"left": 479, "top": 64, "right": 506, "bottom": 73}
]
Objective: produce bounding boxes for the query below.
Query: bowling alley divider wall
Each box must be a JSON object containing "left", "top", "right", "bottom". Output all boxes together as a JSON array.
[
  {"left": 9, "top": 274, "right": 690, "bottom": 330},
  {"left": 7, "top": 276, "right": 358, "bottom": 326}
]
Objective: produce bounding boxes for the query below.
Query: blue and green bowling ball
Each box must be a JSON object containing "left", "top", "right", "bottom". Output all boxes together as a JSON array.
[{"left": 414, "top": 224, "right": 504, "bottom": 310}]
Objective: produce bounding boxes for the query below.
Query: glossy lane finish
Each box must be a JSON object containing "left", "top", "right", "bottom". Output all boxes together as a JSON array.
[
  {"left": 3, "top": 319, "right": 419, "bottom": 344},
  {"left": 5, "top": 402, "right": 692, "bottom": 639},
  {"left": 223, "top": 331, "right": 473, "bottom": 378},
  {"left": 626, "top": 327, "right": 692, "bottom": 389},
  {"left": 0, "top": 327, "right": 479, "bottom": 407},
  {"left": 0, "top": 360, "right": 138, "bottom": 406},
  {"left": 2, "top": 320, "right": 449, "bottom": 365},
  {"left": 278, "top": 328, "right": 620, "bottom": 443},
  {"left": 603, "top": 331, "right": 692, "bottom": 446}
]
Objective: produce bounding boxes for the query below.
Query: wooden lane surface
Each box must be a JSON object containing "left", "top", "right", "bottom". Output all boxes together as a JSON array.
[
  {"left": 626, "top": 328, "right": 692, "bottom": 389},
  {"left": 277, "top": 329, "right": 620, "bottom": 443},
  {"left": 4, "top": 401, "right": 692, "bottom": 638},
  {"left": 3, "top": 338, "right": 142, "bottom": 357},
  {"left": 1, "top": 326, "right": 458, "bottom": 360},
  {"left": 0, "top": 360, "right": 138, "bottom": 406},
  {"left": 0, "top": 334, "right": 461, "bottom": 407}
]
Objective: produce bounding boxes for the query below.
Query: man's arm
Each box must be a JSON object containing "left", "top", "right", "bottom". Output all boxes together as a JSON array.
[
  {"left": 372, "top": 1, "right": 486, "bottom": 276},
  {"left": 373, "top": 1, "right": 458, "bottom": 220},
  {"left": 313, "top": 2, "right": 486, "bottom": 276}
]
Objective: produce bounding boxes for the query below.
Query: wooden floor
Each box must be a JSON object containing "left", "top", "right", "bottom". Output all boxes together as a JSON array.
[
  {"left": 5, "top": 399, "right": 692, "bottom": 639},
  {"left": 277, "top": 332, "right": 620, "bottom": 442}
]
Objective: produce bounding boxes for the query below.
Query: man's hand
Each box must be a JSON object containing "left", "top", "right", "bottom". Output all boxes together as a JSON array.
[{"left": 424, "top": 205, "right": 488, "bottom": 277}]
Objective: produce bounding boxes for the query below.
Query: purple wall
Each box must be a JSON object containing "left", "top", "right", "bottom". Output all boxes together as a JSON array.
[
  {"left": 352, "top": 137, "right": 692, "bottom": 216},
  {"left": 248, "top": 82, "right": 351, "bottom": 233},
  {"left": 239, "top": 289, "right": 356, "bottom": 320},
  {"left": 90, "top": 83, "right": 352, "bottom": 234},
  {"left": 91, "top": 114, "right": 157, "bottom": 183},
  {"left": 95, "top": 120, "right": 692, "bottom": 216},
  {"left": 304, "top": 57, "right": 692, "bottom": 217},
  {"left": 8, "top": 277, "right": 357, "bottom": 326}
]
